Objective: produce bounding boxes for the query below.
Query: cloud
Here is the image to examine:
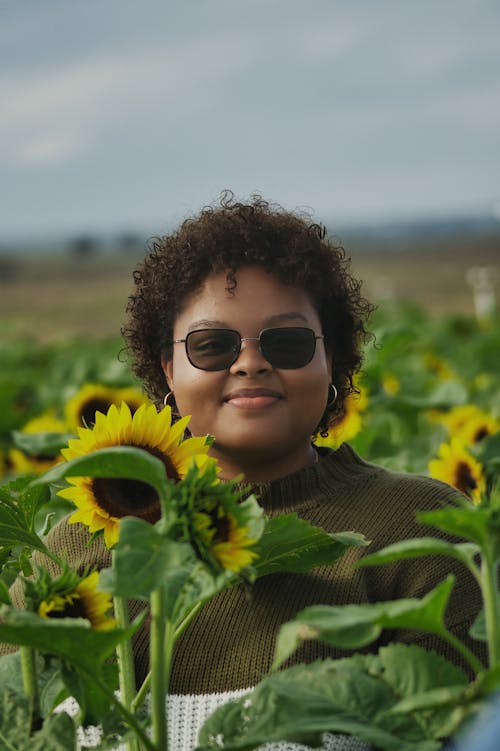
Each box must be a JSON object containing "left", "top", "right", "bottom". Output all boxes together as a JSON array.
[{"left": 0, "top": 31, "right": 256, "bottom": 168}]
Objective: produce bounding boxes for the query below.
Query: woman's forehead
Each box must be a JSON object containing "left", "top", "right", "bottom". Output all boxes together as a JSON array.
[{"left": 174, "top": 266, "right": 320, "bottom": 330}]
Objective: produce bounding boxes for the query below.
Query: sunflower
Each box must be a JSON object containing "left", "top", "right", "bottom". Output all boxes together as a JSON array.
[
  {"left": 58, "top": 402, "right": 212, "bottom": 548},
  {"left": 38, "top": 571, "right": 116, "bottom": 630},
  {"left": 456, "top": 413, "right": 499, "bottom": 447},
  {"left": 116, "top": 386, "right": 150, "bottom": 414},
  {"left": 9, "top": 410, "right": 67, "bottom": 475},
  {"left": 428, "top": 438, "right": 486, "bottom": 504},
  {"left": 64, "top": 383, "right": 125, "bottom": 430},
  {"left": 194, "top": 506, "right": 257, "bottom": 572},
  {"left": 314, "top": 381, "right": 368, "bottom": 449},
  {"left": 423, "top": 353, "right": 456, "bottom": 381},
  {"left": 428, "top": 404, "right": 499, "bottom": 447},
  {"left": 381, "top": 373, "right": 400, "bottom": 396},
  {"left": 429, "top": 404, "right": 484, "bottom": 434}
]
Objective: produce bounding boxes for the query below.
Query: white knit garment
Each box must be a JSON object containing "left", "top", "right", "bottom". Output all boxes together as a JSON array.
[{"left": 60, "top": 691, "right": 371, "bottom": 751}]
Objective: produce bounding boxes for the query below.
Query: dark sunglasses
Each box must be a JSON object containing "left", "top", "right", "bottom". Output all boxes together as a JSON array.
[{"left": 172, "top": 327, "right": 324, "bottom": 371}]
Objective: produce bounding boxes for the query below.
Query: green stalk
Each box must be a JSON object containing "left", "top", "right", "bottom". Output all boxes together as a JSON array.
[
  {"left": 20, "top": 646, "right": 39, "bottom": 721},
  {"left": 114, "top": 595, "right": 139, "bottom": 751},
  {"left": 132, "top": 671, "right": 151, "bottom": 713},
  {"left": 174, "top": 601, "right": 203, "bottom": 641},
  {"left": 150, "top": 587, "right": 168, "bottom": 750},
  {"left": 440, "top": 627, "right": 485, "bottom": 675},
  {"left": 133, "top": 599, "right": 206, "bottom": 714},
  {"left": 481, "top": 551, "right": 500, "bottom": 667},
  {"left": 88, "top": 669, "right": 155, "bottom": 751}
]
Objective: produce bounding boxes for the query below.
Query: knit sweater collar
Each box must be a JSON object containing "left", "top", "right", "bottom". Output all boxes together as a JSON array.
[{"left": 238, "top": 443, "right": 378, "bottom": 512}]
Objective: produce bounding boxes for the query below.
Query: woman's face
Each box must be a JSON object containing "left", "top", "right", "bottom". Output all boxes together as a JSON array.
[{"left": 162, "top": 266, "right": 332, "bottom": 481}]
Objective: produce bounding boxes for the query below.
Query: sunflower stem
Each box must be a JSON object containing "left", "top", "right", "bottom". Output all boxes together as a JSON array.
[
  {"left": 87, "top": 669, "right": 155, "bottom": 751},
  {"left": 20, "top": 646, "right": 39, "bottom": 726},
  {"left": 439, "top": 627, "right": 485, "bottom": 676},
  {"left": 133, "top": 601, "right": 184, "bottom": 716},
  {"left": 150, "top": 587, "right": 168, "bottom": 750},
  {"left": 481, "top": 548, "right": 500, "bottom": 667},
  {"left": 173, "top": 601, "right": 203, "bottom": 641},
  {"left": 113, "top": 595, "right": 139, "bottom": 751},
  {"left": 133, "top": 671, "right": 151, "bottom": 713}
]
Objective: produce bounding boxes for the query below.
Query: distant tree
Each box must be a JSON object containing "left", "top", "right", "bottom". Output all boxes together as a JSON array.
[
  {"left": 117, "top": 232, "right": 143, "bottom": 255},
  {"left": 0, "top": 255, "right": 20, "bottom": 282},
  {"left": 69, "top": 235, "right": 99, "bottom": 259}
]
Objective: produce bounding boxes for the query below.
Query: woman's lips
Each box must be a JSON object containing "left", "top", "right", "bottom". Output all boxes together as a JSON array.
[{"left": 224, "top": 389, "right": 283, "bottom": 409}]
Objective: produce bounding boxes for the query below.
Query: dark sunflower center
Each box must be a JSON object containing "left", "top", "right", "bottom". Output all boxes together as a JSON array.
[
  {"left": 48, "top": 595, "right": 87, "bottom": 621},
  {"left": 455, "top": 461, "right": 477, "bottom": 497},
  {"left": 207, "top": 508, "right": 230, "bottom": 543},
  {"left": 90, "top": 446, "right": 180, "bottom": 523},
  {"left": 80, "top": 398, "right": 113, "bottom": 427},
  {"left": 473, "top": 426, "right": 489, "bottom": 443}
]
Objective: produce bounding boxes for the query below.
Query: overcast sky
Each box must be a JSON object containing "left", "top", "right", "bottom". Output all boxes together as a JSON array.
[{"left": 1, "top": 0, "right": 500, "bottom": 241}]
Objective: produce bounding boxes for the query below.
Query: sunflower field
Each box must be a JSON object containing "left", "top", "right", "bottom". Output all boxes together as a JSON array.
[
  {"left": 0, "top": 301, "right": 499, "bottom": 751},
  {"left": 3, "top": 301, "right": 498, "bottom": 505}
]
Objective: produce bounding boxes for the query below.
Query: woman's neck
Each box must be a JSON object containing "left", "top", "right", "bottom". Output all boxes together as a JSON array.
[{"left": 210, "top": 443, "right": 319, "bottom": 483}]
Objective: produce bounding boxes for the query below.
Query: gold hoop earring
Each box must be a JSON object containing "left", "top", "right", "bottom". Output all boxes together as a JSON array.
[
  {"left": 163, "top": 391, "right": 176, "bottom": 408},
  {"left": 327, "top": 384, "right": 338, "bottom": 406}
]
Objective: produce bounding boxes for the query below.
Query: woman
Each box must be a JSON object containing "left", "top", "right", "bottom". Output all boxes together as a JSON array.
[
  {"left": 2, "top": 194, "right": 483, "bottom": 748},
  {"left": 120, "top": 193, "right": 483, "bottom": 735}
]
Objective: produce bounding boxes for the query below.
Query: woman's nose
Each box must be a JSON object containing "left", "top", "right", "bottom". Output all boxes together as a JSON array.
[{"left": 229, "top": 339, "right": 272, "bottom": 375}]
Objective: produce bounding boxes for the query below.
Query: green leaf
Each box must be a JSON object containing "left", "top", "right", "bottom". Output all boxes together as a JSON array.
[
  {"left": 27, "top": 711, "right": 76, "bottom": 751},
  {"left": 0, "top": 579, "right": 11, "bottom": 604},
  {"left": 0, "top": 479, "right": 52, "bottom": 560},
  {"left": 61, "top": 660, "right": 119, "bottom": 727},
  {"left": 32, "top": 445, "right": 170, "bottom": 501},
  {"left": 470, "top": 608, "right": 487, "bottom": 642},
  {"left": 475, "top": 431, "right": 500, "bottom": 472},
  {"left": 0, "top": 488, "right": 49, "bottom": 552},
  {"left": 99, "top": 516, "right": 194, "bottom": 601},
  {"left": 170, "top": 563, "right": 232, "bottom": 626},
  {"left": 378, "top": 643, "right": 469, "bottom": 738},
  {"left": 398, "top": 380, "right": 468, "bottom": 409},
  {"left": 417, "top": 508, "right": 490, "bottom": 547},
  {"left": 253, "top": 514, "right": 367, "bottom": 576},
  {"left": 0, "top": 689, "right": 77, "bottom": 751},
  {"left": 0, "top": 607, "right": 143, "bottom": 675},
  {"left": 0, "top": 689, "right": 33, "bottom": 749},
  {"left": 0, "top": 652, "right": 69, "bottom": 719},
  {"left": 197, "top": 657, "right": 442, "bottom": 751},
  {"left": 273, "top": 577, "right": 455, "bottom": 669},
  {"left": 12, "top": 431, "right": 75, "bottom": 457},
  {"left": 357, "top": 538, "right": 480, "bottom": 574}
]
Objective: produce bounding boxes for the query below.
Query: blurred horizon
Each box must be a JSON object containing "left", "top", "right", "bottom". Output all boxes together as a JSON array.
[{"left": 2, "top": 0, "right": 500, "bottom": 245}]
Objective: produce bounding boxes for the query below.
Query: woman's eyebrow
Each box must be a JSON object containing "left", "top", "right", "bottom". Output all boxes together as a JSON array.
[
  {"left": 187, "top": 319, "right": 229, "bottom": 332},
  {"left": 187, "top": 312, "right": 308, "bottom": 333},
  {"left": 263, "top": 312, "right": 309, "bottom": 325}
]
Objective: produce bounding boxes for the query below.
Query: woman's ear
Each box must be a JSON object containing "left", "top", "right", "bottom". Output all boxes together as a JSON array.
[
  {"left": 161, "top": 356, "right": 174, "bottom": 391},
  {"left": 326, "top": 349, "right": 333, "bottom": 383}
]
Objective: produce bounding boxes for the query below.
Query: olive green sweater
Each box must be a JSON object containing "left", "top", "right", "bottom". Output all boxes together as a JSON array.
[{"left": 1, "top": 444, "right": 484, "bottom": 693}]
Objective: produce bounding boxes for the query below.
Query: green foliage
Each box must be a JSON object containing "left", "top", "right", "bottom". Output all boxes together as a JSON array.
[
  {"left": 0, "top": 608, "right": 141, "bottom": 671},
  {"left": 273, "top": 577, "right": 456, "bottom": 669},
  {"left": 34, "top": 446, "right": 171, "bottom": 501},
  {"left": 0, "top": 304, "right": 499, "bottom": 748},
  {"left": 253, "top": 516, "right": 367, "bottom": 576},
  {"left": 0, "top": 477, "right": 52, "bottom": 576},
  {"left": 0, "top": 689, "right": 76, "bottom": 750},
  {"left": 198, "top": 645, "right": 471, "bottom": 751}
]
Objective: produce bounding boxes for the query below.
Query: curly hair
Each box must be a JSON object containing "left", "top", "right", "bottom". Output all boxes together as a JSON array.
[{"left": 123, "top": 192, "right": 374, "bottom": 435}]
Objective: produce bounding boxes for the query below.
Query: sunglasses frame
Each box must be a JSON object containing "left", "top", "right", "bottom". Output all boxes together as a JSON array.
[{"left": 172, "top": 326, "right": 324, "bottom": 371}]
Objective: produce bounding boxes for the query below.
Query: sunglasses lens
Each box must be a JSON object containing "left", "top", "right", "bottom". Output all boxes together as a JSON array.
[
  {"left": 186, "top": 330, "right": 240, "bottom": 371},
  {"left": 261, "top": 327, "right": 316, "bottom": 369}
]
